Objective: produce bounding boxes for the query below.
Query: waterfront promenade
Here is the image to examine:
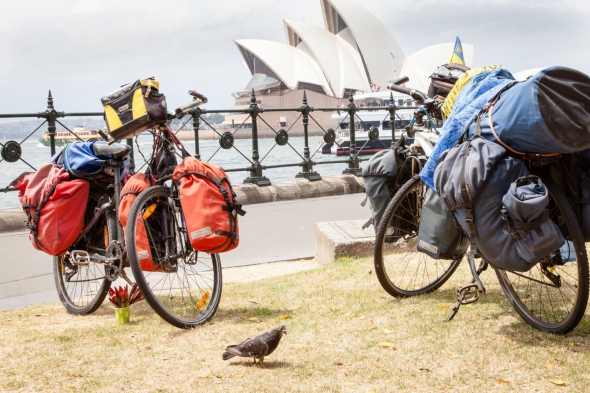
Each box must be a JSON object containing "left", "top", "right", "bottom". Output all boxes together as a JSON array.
[{"left": 0, "top": 193, "right": 367, "bottom": 311}]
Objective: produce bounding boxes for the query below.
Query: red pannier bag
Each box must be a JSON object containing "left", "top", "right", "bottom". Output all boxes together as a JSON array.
[
  {"left": 13, "top": 163, "right": 89, "bottom": 256},
  {"left": 173, "top": 157, "right": 245, "bottom": 253},
  {"left": 119, "top": 173, "right": 161, "bottom": 271}
]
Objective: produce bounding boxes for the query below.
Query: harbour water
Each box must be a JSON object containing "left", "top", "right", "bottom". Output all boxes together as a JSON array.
[{"left": 0, "top": 134, "right": 367, "bottom": 209}]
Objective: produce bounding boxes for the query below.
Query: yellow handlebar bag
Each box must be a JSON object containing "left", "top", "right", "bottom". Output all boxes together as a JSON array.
[{"left": 101, "top": 79, "right": 167, "bottom": 140}]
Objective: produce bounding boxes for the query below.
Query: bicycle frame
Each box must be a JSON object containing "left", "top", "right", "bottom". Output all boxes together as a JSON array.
[{"left": 73, "top": 160, "right": 124, "bottom": 246}]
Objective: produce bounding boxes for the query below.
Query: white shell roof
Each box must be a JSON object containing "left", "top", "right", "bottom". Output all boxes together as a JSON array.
[
  {"left": 233, "top": 0, "right": 476, "bottom": 100},
  {"left": 401, "top": 43, "right": 475, "bottom": 89},
  {"left": 284, "top": 19, "right": 369, "bottom": 97},
  {"left": 321, "top": 0, "right": 406, "bottom": 87},
  {"left": 234, "top": 39, "right": 331, "bottom": 94}
]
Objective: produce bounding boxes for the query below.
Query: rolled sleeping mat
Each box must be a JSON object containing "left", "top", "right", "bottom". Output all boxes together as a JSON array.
[{"left": 468, "top": 66, "right": 590, "bottom": 154}]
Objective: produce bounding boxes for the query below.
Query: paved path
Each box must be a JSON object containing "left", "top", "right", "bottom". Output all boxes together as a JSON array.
[{"left": 0, "top": 194, "right": 368, "bottom": 310}]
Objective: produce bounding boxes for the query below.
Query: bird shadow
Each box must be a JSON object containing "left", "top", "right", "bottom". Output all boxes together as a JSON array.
[
  {"left": 214, "top": 306, "right": 296, "bottom": 324},
  {"left": 227, "top": 360, "right": 293, "bottom": 369}
]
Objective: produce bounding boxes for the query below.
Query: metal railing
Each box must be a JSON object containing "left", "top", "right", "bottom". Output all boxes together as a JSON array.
[{"left": 1, "top": 89, "right": 410, "bottom": 192}]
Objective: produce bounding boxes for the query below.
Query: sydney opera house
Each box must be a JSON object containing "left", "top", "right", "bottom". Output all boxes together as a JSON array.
[{"left": 224, "top": 0, "right": 474, "bottom": 131}]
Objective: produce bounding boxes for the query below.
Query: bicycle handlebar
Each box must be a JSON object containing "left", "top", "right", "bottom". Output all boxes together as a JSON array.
[
  {"left": 172, "top": 90, "right": 208, "bottom": 117},
  {"left": 389, "top": 76, "right": 410, "bottom": 86},
  {"left": 188, "top": 90, "right": 208, "bottom": 103},
  {"left": 386, "top": 82, "right": 428, "bottom": 104}
]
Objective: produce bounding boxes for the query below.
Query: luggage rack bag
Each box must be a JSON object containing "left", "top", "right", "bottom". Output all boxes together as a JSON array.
[
  {"left": 468, "top": 66, "right": 590, "bottom": 155},
  {"left": 101, "top": 79, "right": 168, "bottom": 140},
  {"left": 53, "top": 141, "right": 130, "bottom": 180},
  {"left": 434, "top": 125, "right": 565, "bottom": 272},
  {"left": 12, "top": 163, "right": 89, "bottom": 256},
  {"left": 119, "top": 173, "right": 162, "bottom": 272},
  {"left": 173, "top": 157, "right": 245, "bottom": 253}
]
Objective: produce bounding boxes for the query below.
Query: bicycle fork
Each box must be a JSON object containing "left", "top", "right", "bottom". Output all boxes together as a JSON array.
[{"left": 445, "top": 254, "right": 489, "bottom": 322}]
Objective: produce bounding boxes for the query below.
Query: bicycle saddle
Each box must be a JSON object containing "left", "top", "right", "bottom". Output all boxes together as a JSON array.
[{"left": 92, "top": 141, "right": 132, "bottom": 159}]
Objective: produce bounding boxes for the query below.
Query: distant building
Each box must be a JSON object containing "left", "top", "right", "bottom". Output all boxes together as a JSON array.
[{"left": 224, "top": 0, "right": 474, "bottom": 134}]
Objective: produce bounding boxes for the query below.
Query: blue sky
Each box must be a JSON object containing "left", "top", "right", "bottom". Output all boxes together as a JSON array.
[{"left": 1, "top": 0, "right": 588, "bottom": 113}]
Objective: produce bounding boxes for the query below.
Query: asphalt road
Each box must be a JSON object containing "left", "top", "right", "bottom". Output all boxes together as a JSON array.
[{"left": 0, "top": 193, "right": 368, "bottom": 310}]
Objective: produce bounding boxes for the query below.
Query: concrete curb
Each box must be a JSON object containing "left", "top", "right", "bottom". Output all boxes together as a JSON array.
[
  {"left": 0, "top": 207, "right": 28, "bottom": 234},
  {"left": 315, "top": 220, "right": 375, "bottom": 265},
  {"left": 234, "top": 174, "right": 365, "bottom": 205},
  {"left": 0, "top": 175, "right": 365, "bottom": 233}
]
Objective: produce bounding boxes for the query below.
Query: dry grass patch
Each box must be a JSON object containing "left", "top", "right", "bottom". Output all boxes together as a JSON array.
[{"left": 1, "top": 257, "right": 590, "bottom": 392}]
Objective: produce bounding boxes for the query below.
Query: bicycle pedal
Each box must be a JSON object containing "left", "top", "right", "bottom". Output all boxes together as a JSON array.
[
  {"left": 71, "top": 250, "right": 90, "bottom": 266},
  {"left": 457, "top": 284, "right": 480, "bottom": 305}
]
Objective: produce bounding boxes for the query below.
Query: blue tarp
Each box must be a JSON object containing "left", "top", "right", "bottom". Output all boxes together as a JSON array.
[{"left": 420, "top": 68, "right": 515, "bottom": 190}]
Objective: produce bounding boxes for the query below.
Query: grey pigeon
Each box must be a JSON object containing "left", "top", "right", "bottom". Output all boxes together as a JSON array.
[{"left": 222, "top": 324, "right": 287, "bottom": 366}]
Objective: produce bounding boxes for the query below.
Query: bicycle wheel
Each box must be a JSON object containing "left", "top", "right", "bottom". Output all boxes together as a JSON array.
[
  {"left": 127, "top": 186, "right": 222, "bottom": 329},
  {"left": 54, "top": 191, "right": 114, "bottom": 315},
  {"left": 374, "top": 175, "right": 462, "bottom": 297},
  {"left": 495, "top": 177, "right": 589, "bottom": 334}
]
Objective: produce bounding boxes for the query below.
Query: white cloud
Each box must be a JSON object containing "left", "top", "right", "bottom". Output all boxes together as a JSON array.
[{"left": 0, "top": 0, "right": 588, "bottom": 114}]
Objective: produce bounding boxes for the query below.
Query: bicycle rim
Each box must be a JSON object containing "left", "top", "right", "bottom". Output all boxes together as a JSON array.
[
  {"left": 374, "top": 175, "right": 462, "bottom": 297},
  {"left": 54, "top": 191, "right": 112, "bottom": 315},
  {"left": 495, "top": 177, "right": 589, "bottom": 334},
  {"left": 127, "top": 186, "right": 222, "bottom": 329}
]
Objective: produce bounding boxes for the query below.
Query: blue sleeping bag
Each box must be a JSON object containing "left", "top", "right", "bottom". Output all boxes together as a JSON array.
[
  {"left": 52, "top": 141, "right": 129, "bottom": 179},
  {"left": 420, "top": 67, "right": 515, "bottom": 190},
  {"left": 468, "top": 66, "right": 590, "bottom": 154}
]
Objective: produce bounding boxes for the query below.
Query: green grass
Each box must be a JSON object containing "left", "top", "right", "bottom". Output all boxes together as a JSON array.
[{"left": 1, "top": 257, "right": 589, "bottom": 392}]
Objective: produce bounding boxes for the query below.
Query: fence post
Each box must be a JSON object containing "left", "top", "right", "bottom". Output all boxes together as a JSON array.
[
  {"left": 389, "top": 92, "right": 397, "bottom": 143},
  {"left": 46, "top": 91, "right": 58, "bottom": 156},
  {"left": 192, "top": 107, "right": 201, "bottom": 160},
  {"left": 342, "top": 95, "right": 361, "bottom": 176},
  {"left": 296, "top": 91, "right": 321, "bottom": 181},
  {"left": 126, "top": 138, "right": 135, "bottom": 173},
  {"left": 244, "top": 89, "right": 270, "bottom": 186}
]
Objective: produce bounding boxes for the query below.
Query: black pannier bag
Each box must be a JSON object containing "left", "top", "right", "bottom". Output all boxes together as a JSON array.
[
  {"left": 417, "top": 187, "right": 469, "bottom": 260},
  {"left": 468, "top": 66, "right": 590, "bottom": 154},
  {"left": 361, "top": 141, "right": 409, "bottom": 235},
  {"left": 571, "top": 148, "right": 590, "bottom": 241},
  {"left": 434, "top": 125, "right": 565, "bottom": 272},
  {"left": 101, "top": 78, "right": 168, "bottom": 140},
  {"left": 501, "top": 176, "right": 565, "bottom": 264},
  {"left": 428, "top": 63, "right": 471, "bottom": 98}
]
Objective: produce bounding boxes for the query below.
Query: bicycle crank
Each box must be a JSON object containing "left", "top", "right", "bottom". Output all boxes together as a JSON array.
[{"left": 105, "top": 242, "right": 125, "bottom": 282}]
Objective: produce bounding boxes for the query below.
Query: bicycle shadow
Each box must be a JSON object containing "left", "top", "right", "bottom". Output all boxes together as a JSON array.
[{"left": 495, "top": 315, "right": 590, "bottom": 346}]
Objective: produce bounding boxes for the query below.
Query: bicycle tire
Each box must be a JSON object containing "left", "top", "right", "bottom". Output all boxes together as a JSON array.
[
  {"left": 127, "top": 186, "right": 222, "bottom": 329},
  {"left": 53, "top": 191, "right": 114, "bottom": 315},
  {"left": 374, "top": 175, "right": 462, "bottom": 297},
  {"left": 495, "top": 177, "right": 589, "bottom": 334}
]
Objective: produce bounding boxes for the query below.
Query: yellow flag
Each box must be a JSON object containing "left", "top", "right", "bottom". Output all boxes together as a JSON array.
[{"left": 450, "top": 37, "right": 465, "bottom": 65}]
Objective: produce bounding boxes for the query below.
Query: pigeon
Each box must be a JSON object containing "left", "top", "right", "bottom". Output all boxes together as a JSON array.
[{"left": 222, "top": 324, "right": 287, "bottom": 366}]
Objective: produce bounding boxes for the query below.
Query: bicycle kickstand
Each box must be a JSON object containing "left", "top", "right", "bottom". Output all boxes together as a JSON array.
[{"left": 445, "top": 256, "right": 489, "bottom": 322}]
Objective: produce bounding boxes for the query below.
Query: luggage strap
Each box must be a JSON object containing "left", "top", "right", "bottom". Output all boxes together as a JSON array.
[
  {"left": 454, "top": 117, "right": 501, "bottom": 255},
  {"left": 215, "top": 230, "right": 239, "bottom": 240},
  {"left": 501, "top": 209, "right": 550, "bottom": 240},
  {"left": 479, "top": 83, "right": 559, "bottom": 158},
  {"left": 458, "top": 118, "right": 484, "bottom": 254}
]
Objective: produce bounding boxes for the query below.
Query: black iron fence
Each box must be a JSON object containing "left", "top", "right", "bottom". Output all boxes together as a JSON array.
[{"left": 1, "top": 89, "right": 408, "bottom": 193}]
